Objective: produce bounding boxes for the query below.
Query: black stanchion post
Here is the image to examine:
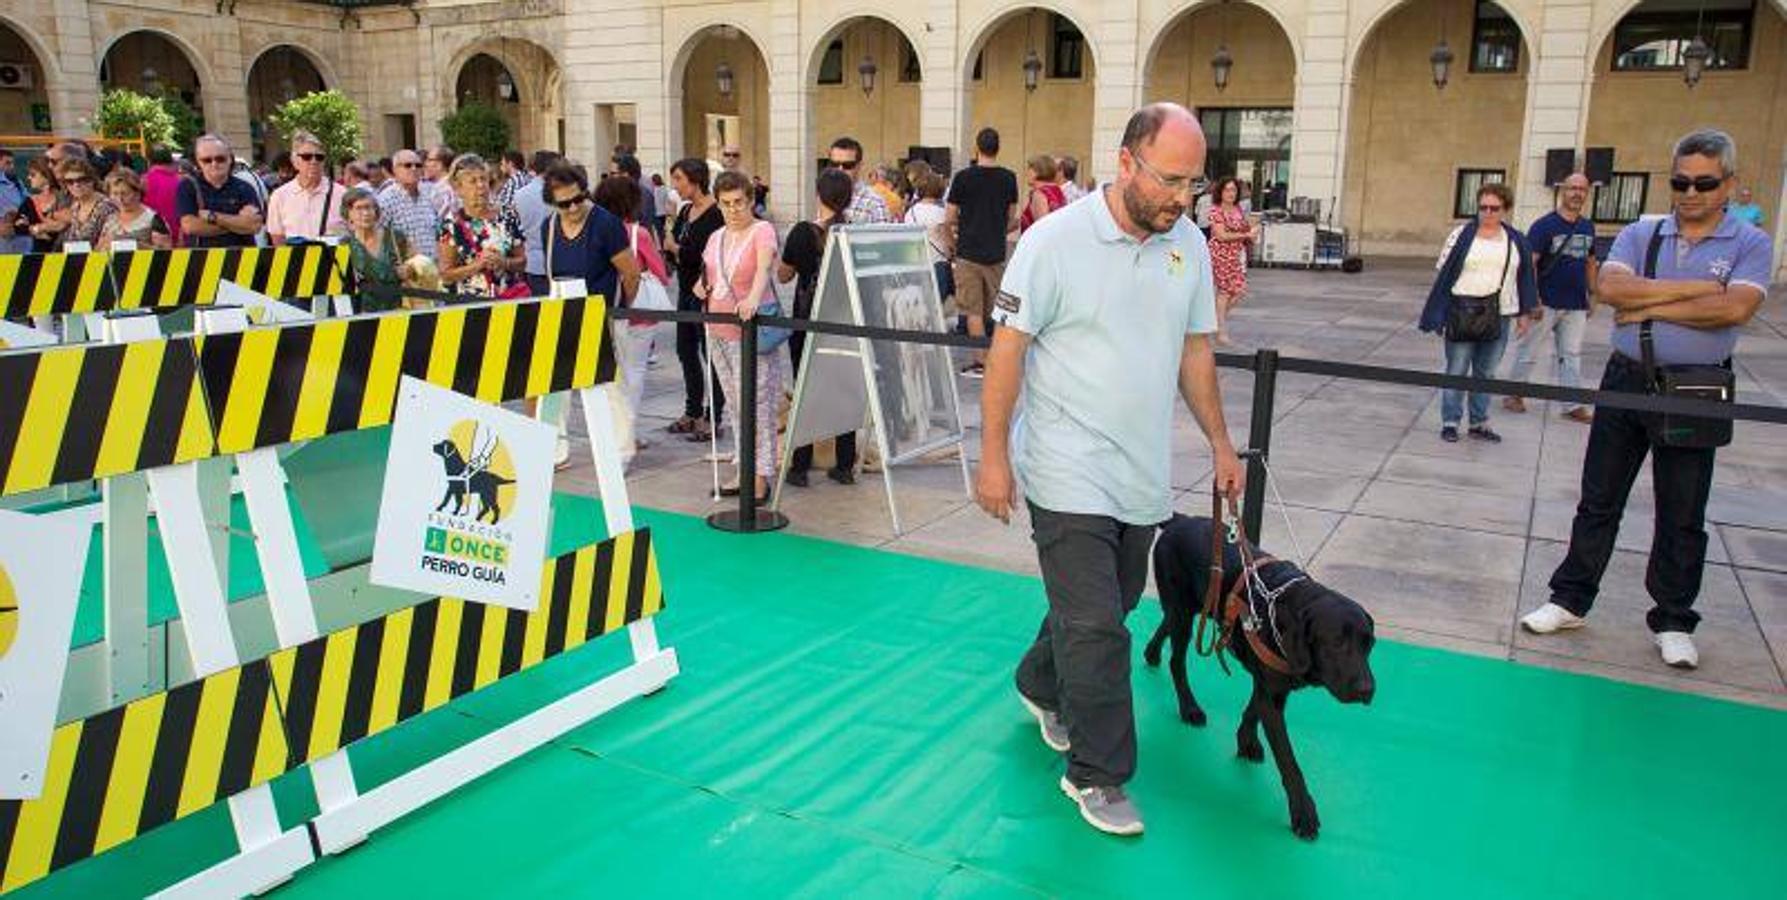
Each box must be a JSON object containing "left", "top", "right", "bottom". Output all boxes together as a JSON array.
[
  {"left": 1241, "top": 348, "right": 1279, "bottom": 542},
  {"left": 707, "top": 315, "right": 790, "bottom": 534}
]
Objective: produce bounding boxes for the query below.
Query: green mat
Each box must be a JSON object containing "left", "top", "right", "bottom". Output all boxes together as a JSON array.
[{"left": 19, "top": 509, "right": 1785, "bottom": 899}]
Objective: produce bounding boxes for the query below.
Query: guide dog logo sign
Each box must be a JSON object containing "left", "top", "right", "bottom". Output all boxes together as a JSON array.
[
  {"left": 371, "top": 377, "right": 554, "bottom": 611},
  {"left": 0, "top": 509, "right": 88, "bottom": 799}
]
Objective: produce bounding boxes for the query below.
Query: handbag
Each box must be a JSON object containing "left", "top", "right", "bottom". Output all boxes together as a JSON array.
[
  {"left": 717, "top": 226, "right": 793, "bottom": 355},
  {"left": 629, "top": 224, "right": 675, "bottom": 313},
  {"left": 1637, "top": 223, "right": 1734, "bottom": 448},
  {"left": 1445, "top": 234, "right": 1511, "bottom": 342}
]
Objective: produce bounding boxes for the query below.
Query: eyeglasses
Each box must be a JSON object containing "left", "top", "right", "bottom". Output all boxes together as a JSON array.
[
  {"left": 1478, "top": 204, "right": 1504, "bottom": 213},
  {"left": 396, "top": 161, "right": 422, "bottom": 169},
  {"left": 1131, "top": 152, "right": 1206, "bottom": 197},
  {"left": 1669, "top": 174, "right": 1725, "bottom": 194},
  {"left": 63, "top": 176, "right": 92, "bottom": 185},
  {"left": 723, "top": 152, "right": 741, "bottom": 159},
  {"left": 295, "top": 153, "right": 325, "bottom": 162},
  {"left": 828, "top": 159, "right": 859, "bottom": 172},
  {"left": 717, "top": 197, "right": 752, "bottom": 211},
  {"left": 552, "top": 194, "right": 588, "bottom": 209},
  {"left": 198, "top": 155, "right": 230, "bottom": 165}
]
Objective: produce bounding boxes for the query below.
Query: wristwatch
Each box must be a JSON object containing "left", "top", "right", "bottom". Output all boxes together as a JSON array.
[{"left": 205, "top": 210, "right": 218, "bottom": 225}]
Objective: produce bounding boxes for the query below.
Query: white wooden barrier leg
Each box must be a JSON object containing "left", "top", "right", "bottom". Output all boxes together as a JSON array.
[
  {"left": 577, "top": 385, "right": 670, "bottom": 681},
  {"left": 102, "top": 473, "right": 152, "bottom": 704},
  {"left": 234, "top": 449, "right": 366, "bottom": 850},
  {"left": 144, "top": 463, "right": 313, "bottom": 898}
]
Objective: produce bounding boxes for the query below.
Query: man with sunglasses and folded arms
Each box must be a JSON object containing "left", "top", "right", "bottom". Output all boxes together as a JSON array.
[
  {"left": 1523, "top": 129, "right": 1772, "bottom": 670},
  {"left": 267, "top": 131, "right": 348, "bottom": 245},
  {"left": 177, "top": 134, "right": 263, "bottom": 249}
]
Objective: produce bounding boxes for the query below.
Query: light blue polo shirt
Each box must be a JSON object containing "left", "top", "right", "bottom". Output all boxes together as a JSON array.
[
  {"left": 993, "top": 188, "right": 1216, "bottom": 525},
  {"left": 1604, "top": 212, "right": 1773, "bottom": 366}
]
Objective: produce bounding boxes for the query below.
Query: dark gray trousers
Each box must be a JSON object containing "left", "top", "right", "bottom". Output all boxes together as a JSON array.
[{"left": 1015, "top": 501, "right": 1156, "bottom": 788}]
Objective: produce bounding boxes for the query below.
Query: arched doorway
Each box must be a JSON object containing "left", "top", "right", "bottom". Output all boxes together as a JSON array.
[
  {"left": 246, "top": 45, "right": 327, "bottom": 164},
  {"left": 675, "top": 26, "right": 771, "bottom": 181},
  {"left": 807, "top": 17, "right": 923, "bottom": 176},
  {"left": 0, "top": 20, "right": 52, "bottom": 135},
  {"left": 1145, "top": 2, "right": 1298, "bottom": 211},
  {"left": 452, "top": 39, "right": 563, "bottom": 155},
  {"left": 99, "top": 31, "right": 204, "bottom": 141},
  {"left": 1582, "top": 0, "right": 1787, "bottom": 236},
  {"left": 963, "top": 8, "right": 1097, "bottom": 180},
  {"left": 1343, "top": 0, "right": 1531, "bottom": 254}
]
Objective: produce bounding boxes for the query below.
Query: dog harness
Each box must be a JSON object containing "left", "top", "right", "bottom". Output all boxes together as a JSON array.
[{"left": 1196, "top": 487, "right": 1303, "bottom": 677}]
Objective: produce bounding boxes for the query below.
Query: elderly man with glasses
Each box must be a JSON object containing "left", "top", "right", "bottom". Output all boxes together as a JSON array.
[
  {"left": 266, "top": 130, "right": 348, "bottom": 245},
  {"left": 1522, "top": 129, "right": 1774, "bottom": 670},
  {"left": 378, "top": 148, "right": 443, "bottom": 261},
  {"left": 177, "top": 134, "right": 263, "bottom": 248}
]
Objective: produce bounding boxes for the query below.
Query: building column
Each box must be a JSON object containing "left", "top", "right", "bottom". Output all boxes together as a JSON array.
[
  {"left": 210, "top": 24, "right": 251, "bottom": 149},
  {"left": 1289, "top": 0, "right": 1348, "bottom": 224},
  {"left": 766, "top": 0, "right": 804, "bottom": 223},
  {"left": 920, "top": 0, "right": 962, "bottom": 160},
  {"left": 1089, "top": 0, "right": 1142, "bottom": 184},
  {"left": 49, "top": 0, "right": 99, "bottom": 135},
  {"left": 416, "top": 22, "right": 447, "bottom": 149},
  {"left": 1512, "top": 0, "right": 1596, "bottom": 228}
]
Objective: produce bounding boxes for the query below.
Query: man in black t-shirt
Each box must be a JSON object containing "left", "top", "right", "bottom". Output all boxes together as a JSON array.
[
  {"left": 947, "top": 128, "right": 1019, "bottom": 375},
  {"left": 663, "top": 157, "right": 726, "bottom": 439},
  {"left": 177, "top": 134, "right": 263, "bottom": 248}
]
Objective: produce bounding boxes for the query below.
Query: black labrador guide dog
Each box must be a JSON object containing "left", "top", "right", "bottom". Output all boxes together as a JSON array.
[{"left": 1144, "top": 495, "right": 1376, "bottom": 839}]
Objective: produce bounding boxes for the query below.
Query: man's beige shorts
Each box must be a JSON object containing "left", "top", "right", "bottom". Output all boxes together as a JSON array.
[{"left": 952, "top": 258, "right": 1006, "bottom": 318}]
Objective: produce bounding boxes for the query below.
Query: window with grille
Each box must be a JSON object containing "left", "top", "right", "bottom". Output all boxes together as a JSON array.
[
  {"left": 1455, "top": 169, "right": 1508, "bottom": 218},
  {"left": 1592, "top": 173, "right": 1649, "bottom": 223}
]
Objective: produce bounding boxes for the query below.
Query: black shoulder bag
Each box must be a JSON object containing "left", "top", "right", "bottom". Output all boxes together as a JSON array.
[
  {"left": 1638, "top": 222, "right": 1734, "bottom": 448},
  {"left": 1445, "top": 233, "right": 1511, "bottom": 342}
]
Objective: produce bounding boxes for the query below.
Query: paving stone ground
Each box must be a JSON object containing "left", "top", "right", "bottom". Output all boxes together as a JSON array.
[{"left": 562, "top": 258, "right": 1787, "bottom": 710}]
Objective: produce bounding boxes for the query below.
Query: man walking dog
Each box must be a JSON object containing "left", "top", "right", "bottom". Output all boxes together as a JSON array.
[{"left": 976, "top": 103, "right": 1244, "bottom": 836}]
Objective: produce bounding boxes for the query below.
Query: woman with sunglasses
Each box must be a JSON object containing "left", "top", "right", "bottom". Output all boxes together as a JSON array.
[
  {"left": 697, "top": 170, "right": 782, "bottom": 503},
  {"left": 437, "top": 154, "right": 526, "bottom": 298},
  {"left": 46, "top": 158, "right": 118, "bottom": 250},
  {"left": 1419, "top": 182, "right": 1539, "bottom": 443},
  {"left": 17, "top": 157, "right": 65, "bottom": 253},
  {"left": 540, "top": 161, "right": 639, "bottom": 308}
]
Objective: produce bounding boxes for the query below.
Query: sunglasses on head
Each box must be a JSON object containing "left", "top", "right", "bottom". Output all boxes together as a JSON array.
[
  {"left": 296, "top": 152, "right": 325, "bottom": 162},
  {"left": 552, "top": 194, "right": 588, "bottom": 209},
  {"left": 1669, "top": 174, "right": 1725, "bottom": 194}
]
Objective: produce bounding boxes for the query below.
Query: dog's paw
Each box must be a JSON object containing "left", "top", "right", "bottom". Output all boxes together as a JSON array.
[
  {"left": 1288, "top": 794, "right": 1321, "bottom": 840},
  {"left": 1179, "top": 704, "right": 1207, "bottom": 727},
  {"left": 1236, "top": 735, "right": 1264, "bottom": 762}
]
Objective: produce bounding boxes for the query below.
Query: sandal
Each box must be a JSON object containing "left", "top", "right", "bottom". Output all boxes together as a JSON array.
[
  {"left": 667, "top": 415, "right": 698, "bottom": 434},
  {"left": 686, "top": 422, "right": 713, "bottom": 442}
]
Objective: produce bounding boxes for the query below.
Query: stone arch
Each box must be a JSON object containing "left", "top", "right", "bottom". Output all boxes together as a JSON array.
[
  {"left": 0, "top": 15, "right": 59, "bottom": 135},
  {"left": 1142, "top": 0, "right": 1303, "bottom": 76},
  {"left": 669, "top": 24, "right": 773, "bottom": 179},
  {"left": 958, "top": 4, "right": 1101, "bottom": 179},
  {"left": 804, "top": 15, "right": 927, "bottom": 176},
  {"left": 444, "top": 36, "right": 564, "bottom": 154},
  {"left": 245, "top": 43, "right": 333, "bottom": 163},
  {"left": 95, "top": 27, "right": 217, "bottom": 134}
]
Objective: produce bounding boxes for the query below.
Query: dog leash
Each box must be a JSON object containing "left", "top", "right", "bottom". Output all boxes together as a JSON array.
[{"left": 1195, "top": 485, "right": 1303, "bottom": 677}]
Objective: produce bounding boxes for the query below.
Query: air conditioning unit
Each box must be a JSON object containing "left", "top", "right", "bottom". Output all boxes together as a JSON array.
[{"left": 0, "top": 63, "right": 31, "bottom": 90}]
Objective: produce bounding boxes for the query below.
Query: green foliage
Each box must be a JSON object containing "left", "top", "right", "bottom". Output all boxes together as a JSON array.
[
  {"left": 157, "top": 93, "right": 202, "bottom": 151},
  {"left": 269, "top": 90, "right": 365, "bottom": 166},
  {"left": 438, "top": 103, "right": 511, "bottom": 161},
  {"left": 93, "top": 89, "right": 176, "bottom": 149}
]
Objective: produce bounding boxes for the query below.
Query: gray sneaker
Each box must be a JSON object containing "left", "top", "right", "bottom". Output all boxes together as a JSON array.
[
  {"left": 1018, "top": 692, "right": 1070, "bottom": 752},
  {"left": 1059, "top": 776, "right": 1144, "bottom": 836}
]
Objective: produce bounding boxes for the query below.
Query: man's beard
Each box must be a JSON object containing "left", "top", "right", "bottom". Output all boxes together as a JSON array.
[{"left": 1122, "top": 181, "right": 1184, "bottom": 235}]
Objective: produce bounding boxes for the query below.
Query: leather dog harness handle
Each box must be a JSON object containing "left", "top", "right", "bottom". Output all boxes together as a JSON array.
[{"left": 1197, "top": 486, "right": 1297, "bottom": 677}]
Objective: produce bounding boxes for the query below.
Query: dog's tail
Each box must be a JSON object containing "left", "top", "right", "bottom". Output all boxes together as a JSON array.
[{"left": 488, "top": 475, "right": 515, "bottom": 485}]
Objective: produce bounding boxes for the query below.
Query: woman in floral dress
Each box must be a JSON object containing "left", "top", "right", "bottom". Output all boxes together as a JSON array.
[{"left": 1206, "top": 177, "right": 1259, "bottom": 346}]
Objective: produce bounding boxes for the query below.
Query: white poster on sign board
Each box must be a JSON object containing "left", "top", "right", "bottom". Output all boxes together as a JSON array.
[
  {"left": 0, "top": 510, "right": 89, "bottom": 799},
  {"left": 370, "top": 376, "right": 556, "bottom": 611}
]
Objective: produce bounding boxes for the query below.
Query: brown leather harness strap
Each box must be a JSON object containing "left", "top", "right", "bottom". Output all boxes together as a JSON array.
[{"left": 1193, "top": 486, "right": 1299, "bottom": 677}]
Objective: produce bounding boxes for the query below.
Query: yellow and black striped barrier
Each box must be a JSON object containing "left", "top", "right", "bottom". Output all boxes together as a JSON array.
[
  {"left": 198, "top": 295, "right": 617, "bottom": 454},
  {"left": 0, "top": 530, "right": 662, "bottom": 893},
  {"left": 0, "top": 339, "right": 215, "bottom": 497},
  {"left": 270, "top": 529, "right": 664, "bottom": 763},
  {"left": 0, "top": 660, "right": 289, "bottom": 892},
  {"left": 0, "top": 245, "right": 353, "bottom": 317}
]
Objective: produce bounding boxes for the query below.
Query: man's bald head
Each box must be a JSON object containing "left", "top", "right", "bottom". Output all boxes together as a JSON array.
[
  {"left": 1114, "top": 103, "right": 1208, "bottom": 235},
  {"left": 1558, "top": 171, "right": 1590, "bottom": 215},
  {"left": 1120, "top": 103, "right": 1204, "bottom": 157}
]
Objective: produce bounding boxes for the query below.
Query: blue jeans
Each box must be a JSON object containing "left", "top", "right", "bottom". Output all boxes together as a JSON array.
[{"left": 1440, "top": 318, "right": 1510, "bottom": 427}]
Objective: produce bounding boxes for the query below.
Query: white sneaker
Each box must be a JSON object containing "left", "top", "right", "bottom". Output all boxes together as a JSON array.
[
  {"left": 1656, "top": 632, "right": 1699, "bottom": 669},
  {"left": 554, "top": 437, "right": 572, "bottom": 471},
  {"left": 1520, "top": 603, "right": 1586, "bottom": 635}
]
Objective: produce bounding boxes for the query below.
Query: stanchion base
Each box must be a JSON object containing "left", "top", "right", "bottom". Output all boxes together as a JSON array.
[{"left": 706, "top": 509, "right": 791, "bottom": 533}]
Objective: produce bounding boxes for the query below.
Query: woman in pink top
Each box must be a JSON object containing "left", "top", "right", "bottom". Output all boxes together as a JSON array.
[
  {"left": 1019, "top": 155, "right": 1067, "bottom": 233},
  {"left": 594, "top": 174, "right": 670, "bottom": 458},
  {"left": 696, "top": 171, "right": 781, "bottom": 502}
]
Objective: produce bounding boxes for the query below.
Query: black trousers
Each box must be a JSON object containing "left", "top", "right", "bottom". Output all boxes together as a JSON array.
[
  {"left": 1549, "top": 353, "right": 1717, "bottom": 634},
  {"left": 786, "top": 331, "right": 856, "bottom": 473},
  {"left": 674, "top": 286, "right": 725, "bottom": 422},
  {"left": 1016, "top": 502, "right": 1155, "bottom": 788}
]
